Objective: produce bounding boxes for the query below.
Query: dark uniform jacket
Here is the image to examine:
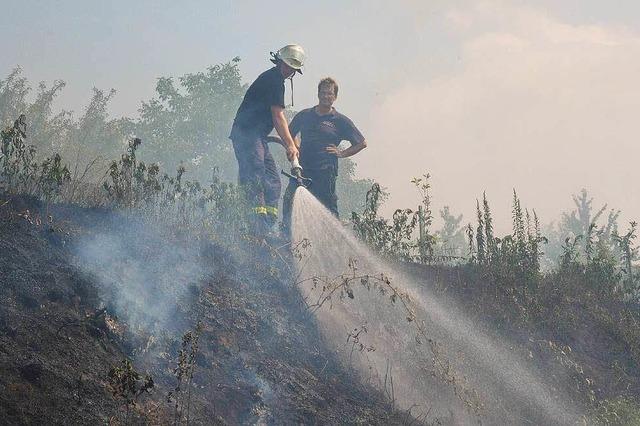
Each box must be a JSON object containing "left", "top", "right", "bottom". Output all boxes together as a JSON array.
[
  {"left": 289, "top": 107, "right": 365, "bottom": 171},
  {"left": 230, "top": 67, "right": 285, "bottom": 139}
]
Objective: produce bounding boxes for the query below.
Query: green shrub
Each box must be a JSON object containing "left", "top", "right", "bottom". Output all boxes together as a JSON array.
[{"left": 1, "top": 114, "right": 70, "bottom": 201}]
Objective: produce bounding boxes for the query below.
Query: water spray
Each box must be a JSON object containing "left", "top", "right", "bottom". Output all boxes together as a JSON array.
[{"left": 290, "top": 190, "right": 584, "bottom": 425}]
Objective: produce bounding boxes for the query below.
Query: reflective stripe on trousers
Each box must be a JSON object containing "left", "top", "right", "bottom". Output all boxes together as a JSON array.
[{"left": 231, "top": 133, "right": 281, "bottom": 215}]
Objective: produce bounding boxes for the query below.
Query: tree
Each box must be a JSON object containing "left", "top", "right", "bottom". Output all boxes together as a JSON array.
[
  {"left": 613, "top": 222, "right": 639, "bottom": 297},
  {"left": 476, "top": 200, "right": 486, "bottom": 264},
  {"left": 0, "top": 63, "right": 375, "bottom": 219},
  {"left": 26, "top": 80, "right": 69, "bottom": 153},
  {"left": 336, "top": 157, "right": 375, "bottom": 219},
  {"left": 544, "top": 189, "right": 621, "bottom": 267},
  {"left": 134, "top": 58, "right": 245, "bottom": 182},
  {"left": 562, "top": 189, "right": 607, "bottom": 240},
  {"left": 0, "top": 68, "right": 131, "bottom": 168},
  {"left": 0, "top": 67, "right": 29, "bottom": 126},
  {"left": 435, "top": 206, "right": 465, "bottom": 257}
]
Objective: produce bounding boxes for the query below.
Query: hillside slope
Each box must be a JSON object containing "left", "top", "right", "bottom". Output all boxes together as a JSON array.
[
  {"left": 0, "top": 195, "right": 408, "bottom": 425},
  {"left": 3, "top": 193, "right": 639, "bottom": 425}
]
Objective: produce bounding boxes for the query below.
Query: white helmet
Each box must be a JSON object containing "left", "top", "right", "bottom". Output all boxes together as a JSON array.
[{"left": 272, "top": 44, "right": 306, "bottom": 73}]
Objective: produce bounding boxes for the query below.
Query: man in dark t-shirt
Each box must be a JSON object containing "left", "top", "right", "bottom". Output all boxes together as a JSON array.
[
  {"left": 282, "top": 77, "right": 367, "bottom": 237},
  {"left": 229, "top": 44, "right": 305, "bottom": 238}
]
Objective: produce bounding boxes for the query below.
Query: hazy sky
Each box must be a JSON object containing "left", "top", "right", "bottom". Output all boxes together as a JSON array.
[{"left": 3, "top": 0, "right": 640, "bottom": 232}]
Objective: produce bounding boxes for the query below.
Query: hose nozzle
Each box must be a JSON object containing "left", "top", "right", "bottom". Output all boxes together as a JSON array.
[
  {"left": 281, "top": 157, "right": 312, "bottom": 187},
  {"left": 291, "top": 157, "right": 303, "bottom": 179}
]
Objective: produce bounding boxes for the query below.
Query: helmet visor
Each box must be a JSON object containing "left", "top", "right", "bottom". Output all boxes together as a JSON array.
[{"left": 283, "top": 57, "right": 303, "bottom": 69}]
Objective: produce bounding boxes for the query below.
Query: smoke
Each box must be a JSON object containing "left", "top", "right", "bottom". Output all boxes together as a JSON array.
[
  {"left": 363, "top": 1, "right": 640, "bottom": 232},
  {"left": 71, "top": 214, "right": 207, "bottom": 333}
]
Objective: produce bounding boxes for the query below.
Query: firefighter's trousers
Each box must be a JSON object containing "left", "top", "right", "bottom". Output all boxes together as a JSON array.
[{"left": 231, "top": 133, "right": 281, "bottom": 234}]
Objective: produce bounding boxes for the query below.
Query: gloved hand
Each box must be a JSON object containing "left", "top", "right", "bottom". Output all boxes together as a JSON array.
[{"left": 286, "top": 144, "right": 299, "bottom": 162}]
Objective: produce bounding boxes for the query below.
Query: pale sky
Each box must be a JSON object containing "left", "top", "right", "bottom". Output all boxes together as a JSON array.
[{"left": 3, "top": 0, "right": 640, "bottom": 232}]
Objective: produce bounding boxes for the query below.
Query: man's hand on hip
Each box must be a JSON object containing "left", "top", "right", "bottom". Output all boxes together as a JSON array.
[{"left": 325, "top": 144, "right": 342, "bottom": 158}]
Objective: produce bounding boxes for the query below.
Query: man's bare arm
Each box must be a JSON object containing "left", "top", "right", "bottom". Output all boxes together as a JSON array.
[{"left": 271, "top": 105, "right": 299, "bottom": 161}]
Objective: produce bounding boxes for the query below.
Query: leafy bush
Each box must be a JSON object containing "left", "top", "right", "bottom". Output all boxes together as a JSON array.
[
  {"left": 351, "top": 182, "right": 417, "bottom": 261},
  {"left": 352, "top": 175, "right": 446, "bottom": 263},
  {"left": 1, "top": 114, "right": 70, "bottom": 201},
  {"left": 102, "top": 137, "right": 161, "bottom": 209},
  {"left": 107, "top": 358, "right": 154, "bottom": 425}
]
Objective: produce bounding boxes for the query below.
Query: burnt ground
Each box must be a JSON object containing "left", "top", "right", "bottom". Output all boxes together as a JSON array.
[
  {"left": 4, "top": 193, "right": 639, "bottom": 425},
  {"left": 402, "top": 262, "right": 640, "bottom": 413},
  {"left": 0, "top": 195, "right": 411, "bottom": 425}
]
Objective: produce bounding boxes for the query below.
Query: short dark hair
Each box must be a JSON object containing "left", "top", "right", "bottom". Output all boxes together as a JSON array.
[{"left": 318, "top": 77, "right": 339, "bottom": 97}]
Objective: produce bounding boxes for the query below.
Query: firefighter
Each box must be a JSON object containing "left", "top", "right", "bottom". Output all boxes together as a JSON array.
[
  {"left": 282, "top": 77, "right": 367, "bottom": 237},
  {"left": 229, "top": 44, "right": 304, "bottom": 238}
]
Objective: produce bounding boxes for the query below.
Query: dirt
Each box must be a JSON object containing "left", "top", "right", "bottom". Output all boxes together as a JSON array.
[
  {"left": 5, "top": 193, "right": 638, "bottom": 425},
  {"left": 402, "top": 262, "right": 640, "bottom": 407},
  {"left": 0, "top": 194, "right": 409, "bottom": 425}
]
